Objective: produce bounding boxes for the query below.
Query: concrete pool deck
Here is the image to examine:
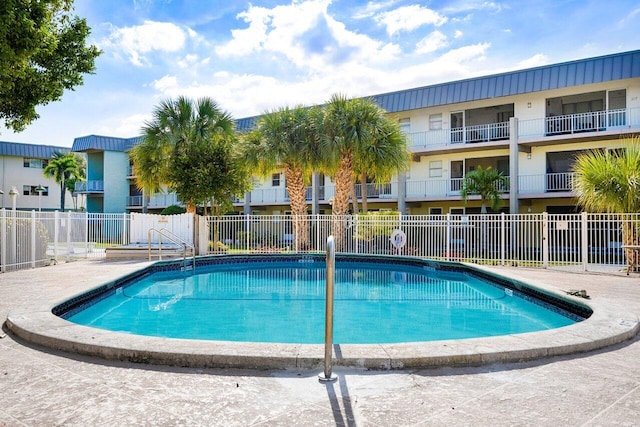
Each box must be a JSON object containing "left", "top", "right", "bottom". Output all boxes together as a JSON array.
[{"left": 2, "top": 259, "right": 640, "bottom": 425}]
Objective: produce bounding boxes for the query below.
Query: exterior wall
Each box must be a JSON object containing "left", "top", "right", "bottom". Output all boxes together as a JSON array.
[
  {"left": 102, "top": 151, "right": 130, "bottom": 213},
  {"left": 0, "top": 155, "right": 73, "bottom": 211}
]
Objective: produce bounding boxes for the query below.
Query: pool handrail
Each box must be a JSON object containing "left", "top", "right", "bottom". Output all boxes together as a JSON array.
[
  {"left": 319, "top": 235, "right": 338, "bottom": 382},
  {"left": 147, "top": 227, "right": 196, "bottom": 272}
]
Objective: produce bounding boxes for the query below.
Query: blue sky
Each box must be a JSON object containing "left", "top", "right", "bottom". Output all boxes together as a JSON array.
[{"left": 3, "top": 0, "right": 639, "bottom": 147}]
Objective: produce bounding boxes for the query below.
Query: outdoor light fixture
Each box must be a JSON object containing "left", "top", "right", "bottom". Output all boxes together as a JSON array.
[
  {"left": 35, "top": 185, "right": 45, "bottom": 212},
  {"left": 8, "top": 186, "right": 18, "bottom": 211}
]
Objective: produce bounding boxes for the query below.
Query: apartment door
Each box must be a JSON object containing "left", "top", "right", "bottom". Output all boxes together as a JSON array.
[
  {"left": 450, "top": 160, "right": 464, "bottom": 193},
  {"left": 607, "top": 89, "right": 627, "bottom": 127},
  {"left": 450, "top": 112, "right": 464, "bottom": 143}
]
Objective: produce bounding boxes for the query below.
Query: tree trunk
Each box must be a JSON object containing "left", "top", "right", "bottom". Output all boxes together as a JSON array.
[
  {"left": 332, "top": 154, "right": 354, "bottom": 251},
  {"left": 623, "top": 220, "right": 639, "bottom": 271},
  {"left": 360, "top": 173, "right": 368, "bottom": 213},
  {"left": 60, "top": 180, "right": 66, "bottom": 212},
  {"left": 285, "top": 166, "right": 309, "bottom": 250},
  {"left": 186, "top": 202, "right": 196, "bottom": 214}
]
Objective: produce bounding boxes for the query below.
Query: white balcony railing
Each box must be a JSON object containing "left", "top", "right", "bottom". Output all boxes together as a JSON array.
[
  {"left": 408, "top": 121, "right": 510, "bottom": 150},
  {"left": 126, "top": 195, "right": 143, "bottom": 207},
  {"left": 74, "top": 180, "right": 104, "bottom": 193},
  {"left": 519, "top": 172, "right": 575, "bottom": 195},
  {"left": 518, "top": 107, "right": 639, "bottom": 139},
  {"left": 148, "top": 193, "right": 180, "bottom": 208},
  {"left": 406, "top": 107, "right": 640, "bottom": 152},
  {"left": 406, "top": 177, "right": 510, "bottom": 199}
]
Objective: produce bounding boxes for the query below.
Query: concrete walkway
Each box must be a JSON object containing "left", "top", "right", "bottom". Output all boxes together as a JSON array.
[{"left": 2, "top": 259, "right": 640, "bottom": 426}]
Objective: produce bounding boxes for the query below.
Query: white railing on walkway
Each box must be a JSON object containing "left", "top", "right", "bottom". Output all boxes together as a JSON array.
[
  {"left": 407, "top": 107, "right": 640, "bottom": 151},
  {"left": 1, "top": 211, "right": 637, "bottom": 274}
]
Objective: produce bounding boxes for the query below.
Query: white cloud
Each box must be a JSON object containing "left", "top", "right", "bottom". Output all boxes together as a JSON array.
[
  {"left": 113, "top": 113, "right": 152, "bottom": 136},
  {"left": 375, "top": 5, "right": 447, "bottom": 36},
  {"left": 215, "top": 0, "right": 401, "bottom": 71},
  {"left": 103, "top": 21, "right": 188, "bottom": 66},
  {"left": 415, "top": 30, "right": 448, "bottom": 54},
  {"left": 152, "top": 75, "right": 179, "bottom": 92},
  {"left": 515, "top": 54, "right": 549, "bottom": 69},
  {"left": 352, "top": 0, "right": 398, "bottom": 19},
  {"left": 454, "top": 30, "right": 463, "bottom": 39}
]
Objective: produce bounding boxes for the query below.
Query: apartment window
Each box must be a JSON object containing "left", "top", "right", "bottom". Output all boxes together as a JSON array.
[
  {"left": 429, "top": 114, "right": 442, "bottom": 130},
  {"left": 271, "top": 173, "right": 281, "bottom": 186},
  {"left": 399, "top": 118, "right": 410, "bottom": 134},
  {"left": 429, "top": 160, "right": 442, "bottom": 178},
  {"left": 429, "top": 207, "right": 443, "bottom": 215},
  {"left": 23, "top": 185, "right": 49, "bottom": 196},
  {"left": 23, "top": 158, "right": 48, "bottom": 169}
]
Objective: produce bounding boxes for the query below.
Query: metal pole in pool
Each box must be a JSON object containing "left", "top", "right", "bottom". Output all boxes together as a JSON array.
[{"left": 319, "top": 235, "right": 338, "bottom": 382}]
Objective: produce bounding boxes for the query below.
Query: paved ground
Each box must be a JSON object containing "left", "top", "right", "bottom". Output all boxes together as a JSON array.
[{"left": 1, "top": 259, "right": 640, "bottom": 426}]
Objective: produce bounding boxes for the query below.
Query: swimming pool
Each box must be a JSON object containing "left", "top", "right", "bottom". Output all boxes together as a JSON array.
[{"left": 56, "top": 255, "right": 590, "bottom": 344}]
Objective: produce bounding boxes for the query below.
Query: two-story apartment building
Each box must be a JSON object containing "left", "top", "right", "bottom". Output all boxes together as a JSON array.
[
  {"left": 0, "top": 141, "right": 77, "bottom": 211},
  {"left": 72, "top": 49, "right": 640, "bottom": 215}
]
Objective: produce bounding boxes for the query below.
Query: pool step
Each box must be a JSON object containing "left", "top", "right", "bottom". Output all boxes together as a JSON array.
[{"left": 105, "top": 244, "right": 193, "bottom": 260}]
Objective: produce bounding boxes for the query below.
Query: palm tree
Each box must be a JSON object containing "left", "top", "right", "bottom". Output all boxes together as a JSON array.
[
  {"left": 131, "top": 96, "right": 236, "bottom": 214},
  {"left": 353, "top": 118, "right": 409, "bottom": 213},
  {"left": 572, "top": 138, "right": 640, "bottom": 268},
  {"left": 241, "top": 106, "right": 321, "bottom": 250},
  {"left": 460, "top": 165, "right": 508, "bottom": 214},
  {"left": 43, "top": 151, "right": 84, "bottom": 212},
  {"left": 321, "top": 94, "right": 407, "bottom": 249}
]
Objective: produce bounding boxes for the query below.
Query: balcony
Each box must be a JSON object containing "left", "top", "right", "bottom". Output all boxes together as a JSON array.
[
  {"left": 126, "top": 195, "right": 143, "bottom": 207},
  {"left": 74, "top": 180, "right": 104, "bottom": 194},
  {"left": 148, "top": 193, "right": 180, "bottom": 208},
  {"left": 405, "top": 107, "right": 640, "bottom": 154},
  {"left": 407, "top": 121, "right": 510, "bottom": 152},
  {"left": 519, "top": 172, "right": 575, "bottom": 195},
  {"left": 406, "top": 178, "right": 510, "bottom": 199},
  {"left": 518, "top": 107, "right": 640, "bottom": 143}
]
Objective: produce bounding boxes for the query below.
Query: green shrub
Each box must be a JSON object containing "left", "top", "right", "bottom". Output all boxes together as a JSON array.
[{"left": 160, "top": 205, "right": 186, "bottom": 215}]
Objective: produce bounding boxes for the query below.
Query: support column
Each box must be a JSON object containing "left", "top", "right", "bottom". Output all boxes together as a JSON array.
[
  {"left": 243, "top": 191, "right": 251, "bottom": 216},
  {"left": 312, "top": 172, "right": 320, "bottom": 215},
  {"left": 509, "top": 117, "right": 520, "bottom": 214},
  {"left": 397, "top": 172, "right": 407, "bottom": 215}
]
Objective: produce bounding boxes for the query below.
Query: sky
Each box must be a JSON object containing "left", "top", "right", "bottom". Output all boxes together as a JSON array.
[{"left": 2, "top": 0, "right": 639, "bottom": 148}]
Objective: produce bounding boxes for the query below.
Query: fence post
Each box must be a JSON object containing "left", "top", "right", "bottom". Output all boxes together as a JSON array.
[
  {"left": 542, "top": 212, "right": 549, "bottom": 269},
  {"left": 445, "top": 213, "right": 451, "bottom": 261},
  {"left": 66, "top": 211, "right": 72, "bottom": 262},
  {"left": 122, "top": 213, "right": 128, "bottom": 245},
  {"left": 85, "top": 212, "right": 90, "bottom": 256},
  {"left": 316, "top": 214, "right": 321, "bottom": 253},
  {"left": 500, "top": 212, "right": 505, "bottom": 266},
  {"left": 1, "top": 209, "right": 6, "bottom": 272},
  {"left": 31, "top": 210, "right": 36, "bottom": 268},
  {"left": 246, "top": 215, "right": 250, "bottom": 253},
  {"left": 54, "top": 210, "right": 59, "bottom": 262},
  {"left": 581, "top": 212, "right": 589, "bottom": 271}
]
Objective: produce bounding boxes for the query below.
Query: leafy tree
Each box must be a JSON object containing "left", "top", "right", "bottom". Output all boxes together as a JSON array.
[
  {"left": 131, "top": 96, "right": 250, "bottom": 215},
  {"left": 240, "top": 106, "right": 321, "bottom": 249},
  {"left": 1, "top": 0, "right": 101, "bottom": 132},
  {"left": 353, "top": 118, "right": 409, "bottom": 213},
  {"left": 460, "top": 166, "right": 508, "bottom": 214},
  {"left": 321, "top": 94, "right": 408, "bottom": 249},
  {"left": 572, "top": 138, "right": 640, "bottom": 267},
  {"left": 43, "top": 151, "right": 84, "bottom": 212}
]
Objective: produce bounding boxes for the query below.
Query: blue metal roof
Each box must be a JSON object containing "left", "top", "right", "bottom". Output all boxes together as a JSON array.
[
  {"left": 72, "top": 135, "right": 142, "bottom": 153},
  {"left": 371, "top": 50, "right": 640, "bottom": 113},
  {"left": 234, "top": 49, "right": 640, "bottom": 130},
  {"left": 0, "top": 141, "right": 69, "bottom": 158}
]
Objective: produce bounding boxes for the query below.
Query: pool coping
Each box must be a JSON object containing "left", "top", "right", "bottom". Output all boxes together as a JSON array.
[{"left": 5, "top": 259, "right": 640, "bottom": 370}]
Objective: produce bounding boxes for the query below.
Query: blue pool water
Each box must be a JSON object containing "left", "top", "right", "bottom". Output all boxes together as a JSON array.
[{"left": 64, "top": 260, "right": 582, "bottom": 344}]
